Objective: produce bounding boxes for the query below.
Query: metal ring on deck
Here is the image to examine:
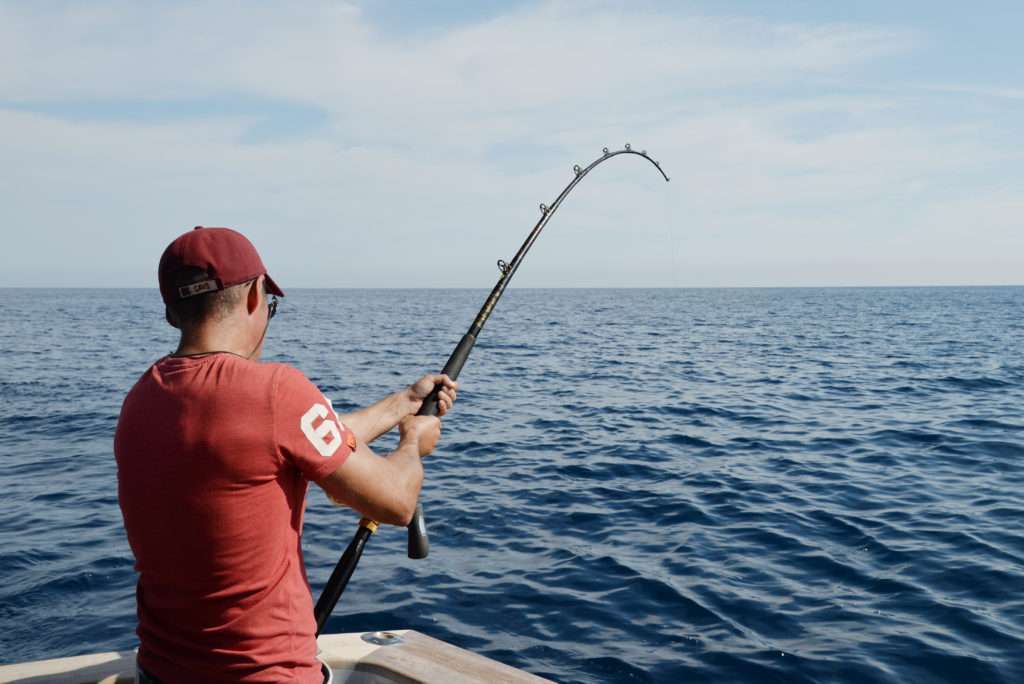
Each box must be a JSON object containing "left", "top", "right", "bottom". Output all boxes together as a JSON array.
[{"left": 361, "top": 631, "right": 404, "bottom": 646}]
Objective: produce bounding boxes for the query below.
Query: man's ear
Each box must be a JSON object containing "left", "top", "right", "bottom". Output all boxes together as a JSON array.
[
  {"left": 245, "top": 277, "right": 262, "bottom": 315},
  {"left": 165, "top": 306, "right": 180, "bottom": 329}
]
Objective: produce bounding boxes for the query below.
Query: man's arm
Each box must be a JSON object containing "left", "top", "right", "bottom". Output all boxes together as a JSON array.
[
  {"left": 316, "top": 415, "right": 440, "bottom": 526},
  {"left": 340, "top": 373, "right": 457, "bottom": 444}
]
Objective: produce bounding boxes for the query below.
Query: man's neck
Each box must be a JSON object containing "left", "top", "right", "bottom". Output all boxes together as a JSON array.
[{"left": 175, "top": 322, "right": 256, "bottom": 359}]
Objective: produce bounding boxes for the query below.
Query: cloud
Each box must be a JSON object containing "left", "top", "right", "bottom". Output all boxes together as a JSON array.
[
  {"left": 920, "top": 84, "right": 1024, "bottom": 101},
  {"left": 0, "top": 1, "right": 1020, "bottom": 287},
  {"left": 0, "top": 3, "right": 913, "bottom": 127}
]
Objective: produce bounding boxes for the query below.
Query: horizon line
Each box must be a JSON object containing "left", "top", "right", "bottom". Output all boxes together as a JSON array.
[{"left": 1, "top": 284, "right": 1021, "bottom": 291}]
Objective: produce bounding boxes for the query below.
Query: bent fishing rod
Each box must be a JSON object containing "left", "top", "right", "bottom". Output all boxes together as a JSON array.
[{"left": 314, "top": 144, "right": 669, "bottom": 635}]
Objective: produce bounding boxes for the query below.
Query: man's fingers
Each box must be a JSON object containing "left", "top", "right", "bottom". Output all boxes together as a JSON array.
[
  {"left": 433, "top": 374, "right": 458, "bottom": 390},
  {"left": 416, "top": 374, "right": 458, "bottom": 415}
]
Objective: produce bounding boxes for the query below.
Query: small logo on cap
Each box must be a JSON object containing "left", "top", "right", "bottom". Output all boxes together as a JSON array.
[{"left": 178, "top": 279, "right": 220, "bottom": 299}]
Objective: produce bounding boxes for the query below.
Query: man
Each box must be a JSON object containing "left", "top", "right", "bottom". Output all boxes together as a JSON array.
[{"left": 115, "top": 226, "right": 457, "bottom": 683}]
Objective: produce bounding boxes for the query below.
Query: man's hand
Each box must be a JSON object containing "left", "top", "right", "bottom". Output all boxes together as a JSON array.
[
  {"left": 408, "top": 373, "right": 458, "bottom": 417},
  {"left": 340, "top": 373, "right": 458, "bottom": 446},
  {"left": 319, "top": 377, "right": 452, "bottom": 524},
  {"left": 399, "top": 415, "right": 441, "bottom": 457}
]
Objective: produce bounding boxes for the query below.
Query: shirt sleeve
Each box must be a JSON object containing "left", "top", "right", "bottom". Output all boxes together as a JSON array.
[{"left": 274, "top": 366, "right": 357, "bottom": 482}]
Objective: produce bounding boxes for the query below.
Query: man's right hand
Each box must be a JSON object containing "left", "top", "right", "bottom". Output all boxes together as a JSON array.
[{"left": 399, "top": 415, "right": 441, "bottom": 457}]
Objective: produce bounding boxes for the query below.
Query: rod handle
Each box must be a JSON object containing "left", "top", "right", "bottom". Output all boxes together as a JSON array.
[
  {"left": 406, "top": 503, "right": 429, "bottom": 559},
  {"left": 314, "top": 520, "right": 376, "bottom": 635},
  {"left": 407, "top": 332, "right": 477, "bottom": 559}
]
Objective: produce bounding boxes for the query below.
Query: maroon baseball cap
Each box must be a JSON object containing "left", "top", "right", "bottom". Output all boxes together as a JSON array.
[{"left": 158, "top": 226, "right": 284, "bottom": 305}]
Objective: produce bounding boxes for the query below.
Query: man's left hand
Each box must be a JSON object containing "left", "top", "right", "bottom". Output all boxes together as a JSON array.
[{"left": 408, "top": 374, "right": 458, "bottom": 417}]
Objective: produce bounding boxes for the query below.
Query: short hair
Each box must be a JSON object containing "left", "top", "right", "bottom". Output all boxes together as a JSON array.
[{"left": 165, "top": 267, "right": 249, "bottom": 328}]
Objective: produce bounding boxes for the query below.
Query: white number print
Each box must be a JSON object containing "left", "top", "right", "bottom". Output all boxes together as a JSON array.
[{"left": 300, "top": 403, "right": 343, "bottom": 457}]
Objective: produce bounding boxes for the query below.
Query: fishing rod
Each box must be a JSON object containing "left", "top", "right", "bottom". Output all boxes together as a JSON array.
[{"left": 314, "top": 144, "right": 670, "bottom": 635}]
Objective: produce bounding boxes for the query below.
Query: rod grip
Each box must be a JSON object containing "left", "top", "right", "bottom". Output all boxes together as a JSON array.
[
  {"left": 406, "top": 503, "right": 429, "bottom": 559},
  {"left": 407, "top": 332, "right": 477, "bottom": 559}
]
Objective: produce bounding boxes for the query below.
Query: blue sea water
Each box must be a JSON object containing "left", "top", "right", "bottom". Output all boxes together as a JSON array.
[{"left": 0, "top": 287, "right": 1022, "bottom": 683}]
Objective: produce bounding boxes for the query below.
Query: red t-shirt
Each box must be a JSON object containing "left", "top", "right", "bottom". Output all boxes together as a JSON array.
[{"left": 115, "top": 353, "right": 356, "bottom": 683}]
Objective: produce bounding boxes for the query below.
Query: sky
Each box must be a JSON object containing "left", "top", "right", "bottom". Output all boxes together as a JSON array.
[{"left": 0, "top": 0, "right": 1021, "bottom": 288}]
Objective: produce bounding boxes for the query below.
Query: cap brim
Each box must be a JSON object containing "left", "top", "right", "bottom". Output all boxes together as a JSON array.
[{"left": 265, "top": 273, "right": 285, "bottom": 297}]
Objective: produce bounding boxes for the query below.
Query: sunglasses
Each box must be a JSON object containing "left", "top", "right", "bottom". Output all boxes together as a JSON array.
[{"left": 268, "top": 295, "right": 279, "bottom": 320}]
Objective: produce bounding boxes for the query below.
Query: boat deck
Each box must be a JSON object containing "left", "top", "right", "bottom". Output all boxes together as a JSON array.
[{"left": 0, "top": 630, "right": 551, "bottom": 683}]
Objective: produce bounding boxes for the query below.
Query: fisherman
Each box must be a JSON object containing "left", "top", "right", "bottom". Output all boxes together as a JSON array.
[{"left": 115, "top": 226, "right": 457, "bottom": 683}]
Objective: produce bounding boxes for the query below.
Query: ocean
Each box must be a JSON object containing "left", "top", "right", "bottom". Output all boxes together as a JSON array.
[{"left": 0, "top": 287, "right": 1021, "bottom": 682}]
